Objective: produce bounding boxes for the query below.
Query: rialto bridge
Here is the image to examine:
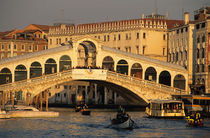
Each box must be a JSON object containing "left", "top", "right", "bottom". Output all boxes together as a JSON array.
[{"left": 0, "top": 37, "right": 189, "bottom": 106}]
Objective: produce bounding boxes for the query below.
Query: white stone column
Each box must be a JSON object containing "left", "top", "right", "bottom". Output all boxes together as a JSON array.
[
  {"left": 104, "top": 87, "right": 108, "bottom": 105},
  {"left": 94, "top": 84, "right": 98, "bottom": 104}
]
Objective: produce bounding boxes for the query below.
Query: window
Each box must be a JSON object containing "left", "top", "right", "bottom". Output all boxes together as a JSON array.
[
  {"left": 29, "top": 45, "right": 32, "bottom": 50},
  {"left": 126, "top": 33, "right": 128, "bottom": 40},
  {"left": 35, "top": 45, "right": 38, "bottom": 51},
  {"left": 143, "top": 33, "right": 146, "bottom": 39},
  {"left": 129, "top": 33, "right": 131, "bottom": 40},
  {"left": 118, "top": 47, "right": 120, "bottom": 50},
  {"left": 137, "top": 33, "right": 139, "bottom": 39},
  {"left": 14, "top": 44, "right": 16, "bottom": 49},
  {"left": 50, "top": 39, "right": 52, "bottom": 45},
  {"left": 201, "top": 22, "right": 205, "bottom": 28},
  {"left": 177, "top": 29, "right": 180, "bottom": 34},
  {"left": 202, "top": 36, "right": 206, "bottom": 42},
  {"left": 65, "top": 38, "right": 68, "bottom": 42},
  {"left": 185, "top": 50, "right": 187, "bottom": 60},
  {"left": 197, "top": 37, "right": 200, "bottom": 43},
  {"left": 181, "top": 28, "right": 183, "bottom": 33},
  {"left": 114, "top": 34, "right": 116, "bottom": 41},
  {"left": 64, "top": 93, "right": 66, "bottom": 98},
  {"left": 185, "top": 27, "right": 188, "bottom": 32},
  {"left": 196, "top": 64, "right": 199, "bottom": 72},
  {"left": 128, "top": 47, "right": 131, "bottom": 52},
  {"left": 163, "top": 48, "right": 165, "bottom": 56},
  {"left": 201, "top": 48, "right": 205, "bottom": 58},
  {"left": 56, "top": 38, "right": 58, "bottom": 44},
  {"left": 21, "top": 45, "right": 25, "bottom": 50},
  {"left": 98, "top": 36, "right": 100, "bottom": 39},
  {"left": 125, "top": 47, "right": 128, "bottom": 52},
  {"left": 107, "top": 35, "right": 110, "bottom": 41},
  {"left": 163, "top": 34, "right": 166, "bottom": 40},
  {"left": 64, "top": 85, "right": 68, "bottom": 89},
  {"left": 59, "top": 38, "right": 61, "bottom": 44},
  {"left": 104, "top": 35, "right": 106, "bottom": 41},
  {"left": 8, "top": 44, "right": 11, "bottom": 49},
  {"left": 46, "top": 46, "right": 48, "bottom": 49},
  {"left": 196, "top": 24, "right": 200, "bottom": 30},
  {"left": 136, "top": 45, "right": 139, "bottom": 54},
  {"left": 176, "top": 52, "right": 178, "bottom": 62},
  {"left": 143, "top": 46, "right": 146, "bottom": 54},
  {"left": 39, "top": 34, "right": 41, "bottom": 38},
  {"left": 118, "top": 34, "right": 121, "bottom": 40},
  {"left": 1, "top": 44, "right": 4, "bottom": 49},
  {"left": 197, "top": 49, "right": 200, "bottom": 58}
]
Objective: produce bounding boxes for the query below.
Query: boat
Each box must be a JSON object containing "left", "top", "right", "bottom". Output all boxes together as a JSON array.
[
  {"left": 81, "top": 110, "right": 91, "bottom": 115},
  {"left": 111, "top": 113, "right": 134, "bottom": 129},
  {"left": 186, "top": 112, "right": 204, "bottom": 127},
  {"left": 0, "top": 105, "right": 59, "bottom": 118},
  {"left": 145, "top": 99, "right": 185, "bottom": 118}
]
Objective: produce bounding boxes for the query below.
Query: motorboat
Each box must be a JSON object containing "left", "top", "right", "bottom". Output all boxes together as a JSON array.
[
  {"left": 111, "top": 113, "right": 135, "bottom": 129},
  {"left": 145, "top": 99, "right": 185, "bottom": 118},
  {"left": 186, "top": 112, "right": 204, "bottom": 127},
  {"left": 1, "top": 105, "right": 59, "bottom": 118}
]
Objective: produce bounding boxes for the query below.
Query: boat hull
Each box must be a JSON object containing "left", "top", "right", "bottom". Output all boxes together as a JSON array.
[
  {"left": 81, "top": 110, "right": 91, "bottom": 115},
  {"left": 111, "top": 118, "right": 134, "bottom": 129}
]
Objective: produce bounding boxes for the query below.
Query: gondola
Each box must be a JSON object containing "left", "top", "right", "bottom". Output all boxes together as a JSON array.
[{"left": 111, "top": 113, "right": 135, "bottom": 129}]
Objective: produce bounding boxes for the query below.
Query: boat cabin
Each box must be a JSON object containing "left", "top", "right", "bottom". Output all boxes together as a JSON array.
[{"left": 145, "top": 100, "right": 185, "bottom": 118}]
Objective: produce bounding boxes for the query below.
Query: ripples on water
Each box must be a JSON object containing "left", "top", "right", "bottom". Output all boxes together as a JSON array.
[{"left": 0, "top": 108, "right": 210, "bottom": 138}]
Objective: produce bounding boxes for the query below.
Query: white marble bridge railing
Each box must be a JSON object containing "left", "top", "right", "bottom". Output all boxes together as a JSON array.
[
  {"left": 0, "top": 69, "right": 186, "bottom": 96},
  {"left": 106, "top": 71, "right": 186, "bottom": 95}
]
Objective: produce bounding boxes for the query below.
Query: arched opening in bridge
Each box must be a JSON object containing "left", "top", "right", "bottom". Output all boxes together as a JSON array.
[
  {"left": 145, "top": 67, "right": 157, "bottom": 82},
  {"left": 159, "top": 71, "right": 171, "bottom": 86},
  {"left": 131, "top": 63, "right": 143, "bottom": 79},
  {"left": 0, "top": 68, "right": 12, "bottom": 84},
  {"left": 45, "top": 58, "right": 57, "bottom": 74},
  {"left": 102, "top": 56, "right": 114, "bottom": 71},
  {"left": 78, "top": 41, "right": 96, "bottom": 67},
  {"left": 15, "top": 64, "right": 27, "bottom": 81},
  {"left": 116, "top": 59, "right": 128, "bottom": 75},
  {"left": 174, "top": 74, "right": 185, "bottom": 90},
  {"left": 30, "top": 62, "right": 42, "bottom": 78},
  {"left": 59, "top": 55, "right": 72, "bottom": 72}
]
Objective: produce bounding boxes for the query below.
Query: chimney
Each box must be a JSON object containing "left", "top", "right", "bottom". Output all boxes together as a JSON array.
[{"left": 184, "top": 12, "right": 189, "bottom": 24}]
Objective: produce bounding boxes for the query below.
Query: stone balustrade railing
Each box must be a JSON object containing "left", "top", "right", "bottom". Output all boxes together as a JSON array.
[{"left": 0, "top": 69, "right": 186, "bottom": 96}]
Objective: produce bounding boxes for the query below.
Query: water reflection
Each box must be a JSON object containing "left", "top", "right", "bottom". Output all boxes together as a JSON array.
[{"left": 0, "top": 108, "right": 209, "bottom": 137}]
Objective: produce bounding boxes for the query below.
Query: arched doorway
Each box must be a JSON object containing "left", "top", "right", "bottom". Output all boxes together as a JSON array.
[
  {"left": 145, "top": 67, "right": 157, "bottom": 81},
  {"left": 174, "top": 74, "right": 186, "bottom": 90},
  {"left": 116, "top": 59, "right": 128, "bottom": 75},
  {"left": 30, "top": 62, "right": 42, "bottom": 78},
  {"left": 159, "top": 71, "right": 171, "bottom": 86},
  {"left": 45, "top": 58, "right": 57, "bottom": 74},
  {"left": 77, "top": 41, "right": 96, "bottom": 67},
  {"left": 15, "top": 64, "right": 27, "bottom": 81},
  {"left": 102, "top": 56, "right": 114, "bottom": 71},
  {"left": 59, "top": 55, "right": 72, "bottom": 72},
  {"left": 0, "top": 68, "right": 12, "bottom": 84},
  {"left": 131, "top": 63, "right": 143, "bottom": 79}
]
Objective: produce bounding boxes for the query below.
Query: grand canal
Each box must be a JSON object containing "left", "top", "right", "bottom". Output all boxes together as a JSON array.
[{"left": 0, "top": 108, "right": 210, "bottom": 137}]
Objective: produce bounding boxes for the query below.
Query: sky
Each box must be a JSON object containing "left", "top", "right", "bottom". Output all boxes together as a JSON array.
[{"left": 0, "top": 0, "right": 209, "bottom": 32}]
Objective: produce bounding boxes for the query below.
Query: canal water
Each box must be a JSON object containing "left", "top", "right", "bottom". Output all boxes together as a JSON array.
[{"left": 0, "top": 108, "right": 210, "bottom": 137}]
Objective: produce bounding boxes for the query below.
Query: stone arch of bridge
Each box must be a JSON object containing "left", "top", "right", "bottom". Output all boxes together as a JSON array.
[
  {"left": 102, "top": 56, "right": 114, "bottom": 71},
  {"left": 0, "top": 67, "right": 12, "bottom": 84},
  {"left": 15, "top": 64, "right": 27, "bottom": 81},
  {"left": 116, "top": 59, "right": 129, "bottom": 75},
  {"left": 59, "top": 55, "right": 72, "bottom": 72},
  {"left": 45, "top": 58, "right": 57, "bottom": 74},
  {"left": 75, "top": 38, "right": 98, "bottom": 67},
  {"left": 30, "top": 61, "right": 42, "bottom": 78}
]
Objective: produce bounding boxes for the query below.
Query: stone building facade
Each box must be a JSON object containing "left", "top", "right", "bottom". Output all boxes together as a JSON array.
[
  {"left": 48, "top": 14, "right": 184, "bottom": 62},
  {"left": 0, "top": 24, "right": 50, "bottom": 59}
]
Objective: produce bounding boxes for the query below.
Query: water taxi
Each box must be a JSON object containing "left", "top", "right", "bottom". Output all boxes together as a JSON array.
[{"left": 145, "top": 100, "right": 185, "bottom": 118}]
